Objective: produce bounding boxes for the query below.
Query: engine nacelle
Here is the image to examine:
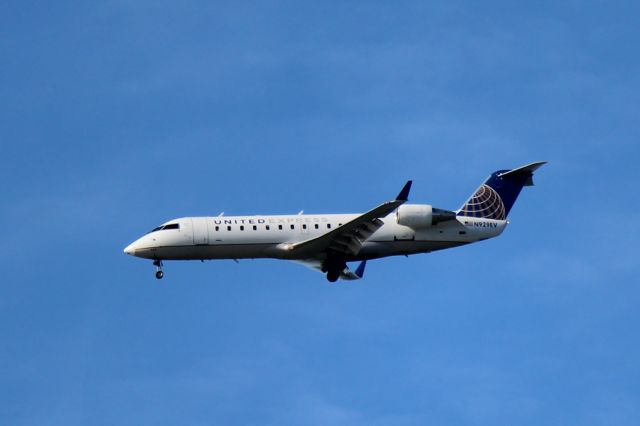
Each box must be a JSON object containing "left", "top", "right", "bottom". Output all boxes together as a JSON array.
[{"left": 396, "top": 204, "right": 434, "bottom": 229}]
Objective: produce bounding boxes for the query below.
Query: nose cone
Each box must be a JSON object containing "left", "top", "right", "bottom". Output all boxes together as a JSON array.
[{"left": 123, "top": 242, "right": 136, "bottom": 256}]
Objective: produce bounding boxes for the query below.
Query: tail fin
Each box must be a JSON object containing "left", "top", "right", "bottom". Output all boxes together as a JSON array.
[{"left": 458, "top": 162, "right": 546, "bottom": 219}]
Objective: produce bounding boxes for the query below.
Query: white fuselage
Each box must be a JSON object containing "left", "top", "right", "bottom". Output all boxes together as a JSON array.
[{"left": 124, "top": 212, "right": 507, "bottom": 262}]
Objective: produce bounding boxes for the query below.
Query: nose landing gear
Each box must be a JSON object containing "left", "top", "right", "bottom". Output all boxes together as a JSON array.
[{"left": 153, "top": 260, "right": 164, "bottom": 279}]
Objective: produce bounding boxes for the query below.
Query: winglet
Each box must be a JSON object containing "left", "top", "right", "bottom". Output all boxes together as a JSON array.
[
  {"left": 354, "top": 260, "right": 367, "bottom": 279},
  {"left": 396, "top": 180, "right": 412, "bottom": 201}
]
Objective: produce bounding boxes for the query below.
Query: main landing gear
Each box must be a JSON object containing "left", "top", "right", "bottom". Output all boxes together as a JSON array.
[
  {"left": 153, "top": 260, "right": 164, "bottom": 279},
  {"left": 322, "top": 254, "right": 346, "bottom": 283},
  {"left": 326, "top": 270, "right": 340, "bottom": 283}
]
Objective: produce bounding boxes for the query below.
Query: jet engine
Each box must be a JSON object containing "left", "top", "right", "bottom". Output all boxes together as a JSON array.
[
  {"left": 396, "top": 204, "right": 433, "bottom": 228},
  {"left": 396, "top": 204, "right": 457, "bottom": 229}
]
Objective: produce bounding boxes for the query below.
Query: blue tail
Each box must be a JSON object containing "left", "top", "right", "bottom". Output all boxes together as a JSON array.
[{"left": 458, "top": 162, "right": 546, "bottom": 219}]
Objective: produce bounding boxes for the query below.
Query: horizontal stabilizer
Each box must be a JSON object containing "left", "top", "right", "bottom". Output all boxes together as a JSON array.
[{"left": 498, "top": 161, "right": 547, "bottom": 186}]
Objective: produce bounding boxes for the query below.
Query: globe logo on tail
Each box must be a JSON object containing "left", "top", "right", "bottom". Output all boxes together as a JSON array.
[{"left": 459, "top": 185, "right": 506, "bottom": 220}]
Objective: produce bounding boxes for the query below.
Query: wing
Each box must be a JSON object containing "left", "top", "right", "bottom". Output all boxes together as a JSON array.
[{"left": 279, "top": 181, "right": 412, "bottom": 257}]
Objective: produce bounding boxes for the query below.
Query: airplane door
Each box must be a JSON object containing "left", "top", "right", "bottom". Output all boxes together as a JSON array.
[{"left": 191, "top": 217, "right": 209, "bottom": 245}]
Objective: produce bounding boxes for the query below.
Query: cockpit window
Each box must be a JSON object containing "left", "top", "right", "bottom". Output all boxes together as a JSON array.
[{"left": 148, "top": 223, "right": 180, "bottom": 234}]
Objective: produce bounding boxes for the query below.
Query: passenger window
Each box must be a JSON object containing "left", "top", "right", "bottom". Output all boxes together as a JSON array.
[
  {"left": 278, "top": 225, "right": 283, "bottom": 230},
  {"left": 314, "top": 224, "right": 319, "bottom": 229},
  {"left": 227, "top": 226, "right": 232, "bottom": 231},
  {"left": 240, "top": 226, "right": 244, "bottom": 231},
  {"left": 302, "top": 224, "right": 307, "bottom": 230},
  {"left": 266, "top": 225, "right": 270, "bottom": 230},
  {"left": 253, "top": 225, "right": 257, "bottom": 231},
  {"left": 327, "top": 224, "right": 331, "bottom": 229},
  {"left": 290, "top": 224, "right": 295, "bottom": 230},
  {"left": 215, "top": 226, "right": 219, "bottom": 231}
]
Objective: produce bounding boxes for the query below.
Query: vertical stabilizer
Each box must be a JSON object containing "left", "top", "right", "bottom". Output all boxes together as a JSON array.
[{"left": 458, "top": 162, "right": 546, "bottom": 219}]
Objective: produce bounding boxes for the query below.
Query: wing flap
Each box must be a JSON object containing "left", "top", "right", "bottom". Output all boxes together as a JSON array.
[{"left": 329, "top": 237, "right": 362, "bottom": 256}]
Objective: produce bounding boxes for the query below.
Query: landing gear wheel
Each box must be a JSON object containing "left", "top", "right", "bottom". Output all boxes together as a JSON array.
[
  {"left": 153, "top": 260, "right": 164, "bottom": 279},
  {"left": 323, "top": 253, "right": 346, "bottom": 283},
  {"left": 326, "top": 270, "right": 340, "bottom": 283}
]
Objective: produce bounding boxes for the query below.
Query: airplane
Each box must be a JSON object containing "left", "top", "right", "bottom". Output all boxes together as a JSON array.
[{"left": 124, "top": 162, "right": 546, "bottom": 282}]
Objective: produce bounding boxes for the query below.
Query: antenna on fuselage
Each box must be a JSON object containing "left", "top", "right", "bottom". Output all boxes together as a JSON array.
[
  {"left": 298, "top": 210, "right": 304, "bottom": 215},
  {"left": 218, "top": 212, "right": 224, "bottom": 217}
]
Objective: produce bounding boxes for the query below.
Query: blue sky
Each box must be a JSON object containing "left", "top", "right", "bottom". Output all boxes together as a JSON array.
[{"left": 2, "top": 1, "right": 639, "bottom": 424}]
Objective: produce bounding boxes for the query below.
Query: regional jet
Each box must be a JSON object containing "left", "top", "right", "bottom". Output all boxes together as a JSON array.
[{"left": 124, "top": 162, "right": 546, "bottom": 282}]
